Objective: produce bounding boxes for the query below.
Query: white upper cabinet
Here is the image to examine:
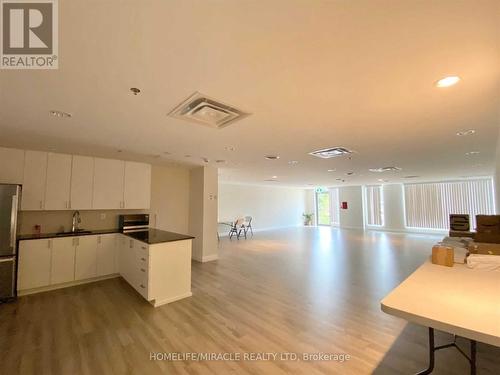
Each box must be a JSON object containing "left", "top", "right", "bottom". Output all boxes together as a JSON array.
[
  {"left": 45, "top": 153, "right": 72, "bottom": 210},
  {"left": 70, "top": 155, "right": 94, "bottom": 210},
  {"left": 124, "top": 161, "right": 151, "bottom": 209},
  {"left": 92, "top": 158, "right": 125, "bottom": 209},
  {"left": 0, "top": 147, "right": 25, "bottom": 184},
  {"left": 21, "top": 151, "right": 48, "bottom": 211}
]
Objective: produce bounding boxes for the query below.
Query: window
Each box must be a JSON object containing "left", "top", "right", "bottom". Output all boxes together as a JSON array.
[
  {"left": 365, "top": 185, "right": 384, "bottom": 226},
  {"left": 404, "top": 179, "right": 495, "bottom": 230}
]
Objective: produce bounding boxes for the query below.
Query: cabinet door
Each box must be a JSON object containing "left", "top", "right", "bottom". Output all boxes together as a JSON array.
[
  {"left": 74, "top": 236, "right": 98, "bottom": 280},
  {"left": 96, "top": 234, "right": 117, "bottom": 276},
  {"left": 45, "top": 153, "right": 72, "bottom": 210},
  {"left": 92, "top": 158, "right": 125, "bottom": 209},
  {"left": 21, "top": 151, "right": 48, "bottom": 210},
  {"left": 0, "top": 147, "right": 24, "bottom": 184},
  {"left": 50, "top": 237, "right": 76, "bottom": 285},
  {"left": 124, "top": 162, "right": 151, "bottom": 209},
  {"left": 17, "top": 240, "right": 51, "bottom": 290},
  {"left": 70, "top": 155, "right": 94, "bottom": 210},
  {"left": 120, "top": 238, "right": 136, "bottom": 286}
]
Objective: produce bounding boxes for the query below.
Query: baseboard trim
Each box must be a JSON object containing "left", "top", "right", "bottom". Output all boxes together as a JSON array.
[
  {"left": 17, "top": 274, "right": 120, "bottom": 296},
  {"left": 152, "top": 291, "right": 192, "bottom": 307},
  {"left": 202, "top": 254, "right": 218, "bottom": 262}
]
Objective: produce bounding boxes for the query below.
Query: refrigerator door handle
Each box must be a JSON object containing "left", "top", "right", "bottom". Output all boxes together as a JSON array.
[{"left": 10, "top": 194, "right": 19, "bottom": 249}]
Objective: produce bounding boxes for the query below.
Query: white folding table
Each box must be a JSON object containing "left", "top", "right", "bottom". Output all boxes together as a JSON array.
[{"left": 381, "top": 259, "right": 500, "bottom": 374}]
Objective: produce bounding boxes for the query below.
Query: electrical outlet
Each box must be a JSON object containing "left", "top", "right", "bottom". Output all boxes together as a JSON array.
[{"left": 100, "top": 213, "right": 106, "bottom": 220}]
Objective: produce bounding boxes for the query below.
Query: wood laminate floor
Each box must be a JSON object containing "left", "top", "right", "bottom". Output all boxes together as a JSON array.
[{"left": 1, "top": 227, "right": 499, "bottom": 374}]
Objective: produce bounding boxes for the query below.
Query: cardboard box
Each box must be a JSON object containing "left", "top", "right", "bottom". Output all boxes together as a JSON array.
[
  {"left": 468, "top": 242, "right": 500, "bottom": 256},
  {"left": 450, "top": 214, "right": 470, "bottom": 231},
  {"left": 475, "top": 215, "right": 500, "bottom": 233},
  {"left": 449, "top": 230, "right": 475, "bottom": 239},
  {"left": 473, "top": 232, "right": 500, "bottom": 244},
  {"left": 432, "top": 245, "right": 454, "bottom": 267}
]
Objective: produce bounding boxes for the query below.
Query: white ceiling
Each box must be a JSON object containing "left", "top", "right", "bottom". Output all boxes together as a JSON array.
[{"left": 1, "top": 0, "right": 499, "bottom": 188}]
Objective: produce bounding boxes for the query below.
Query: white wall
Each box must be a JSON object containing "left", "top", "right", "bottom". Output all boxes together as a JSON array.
[
  {"left": 382, "top": 184, "right": 406, "bottom": 231},
  {"left": 218, "top": 184, "right": 306, "bottom": 231},
  {"left": 338, "top": 186, "right": 364, "bottom": 229},
  {"left": 150, "top": 164, "right": 190, "bottom": 234},
  {"left": 188, "top": 166, "right": 218, "bottom": 262},
  {"left": 495, "top": 130, "right": 500, "bottom": 213}
]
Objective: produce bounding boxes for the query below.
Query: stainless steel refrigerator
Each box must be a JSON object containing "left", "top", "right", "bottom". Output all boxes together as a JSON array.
[{"left": 0, "top": 184, "right": 20, "bottom": 301}]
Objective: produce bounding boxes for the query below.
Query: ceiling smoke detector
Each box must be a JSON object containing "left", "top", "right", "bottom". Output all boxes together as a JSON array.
[
  {"left": 309, "top": 147, "right": 354, "bottom": 159},
  {"left": 369, "top": 166, "right": 402, "bottom": 173},
  {"left": 168, "top": 92, "right": 250, "bottom": 129}
]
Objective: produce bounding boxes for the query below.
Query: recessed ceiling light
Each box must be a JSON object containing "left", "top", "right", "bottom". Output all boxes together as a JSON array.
[
  {"left": 369, "top": 166, "right": 402, "bottom": 173},
  {"left": 309, "top": 147, "right": 354, "bottom": 159},
  {"left": 215, "top": 159, "right": 226, "bottom": 164},
  {"left": 49, "top": 110, "right": 72, "bottom": 118},
  {"left": 336, "top": 178, "right": 345, "bottom": 182},
  {"left": 163, "top": 151, "right": 171, "bottom": 155},
  {"left": 327, "top": 169, "right": 336, "bottom": 172},
  {"left": 224, "top": 146, "right": 235, "bottom": 151},
  {"left": 117, "top": 149, "right": 123, "bottom": 153},
  {"left": 288, "top": 160, "right": 299, "bottom": 165},
  {"left": 456, "top": 129, "right": 475, "bottom": 137},
  {"left": 403, "top": 175, "right": 420, "bottom": 179},
  {"left": 378, "top": 179, "right": 388, "bottom": 183},
  {"left": 346, "top": 172, "right": 354, "bottom": 176},
  {"left": 184, "top": 154, "right": 192, "bottom": 158},
  {"left": 265, "top": 155, "right": 280, "bottom": 160},
  {"left": 201, "top": 157, "right": 210, "bottom": 163},
  {"left": 435, "top": 76, "right": 460, "bottom": 88},
  {"left": 465, "top": 151, "right": 480, "bottom": 156}
]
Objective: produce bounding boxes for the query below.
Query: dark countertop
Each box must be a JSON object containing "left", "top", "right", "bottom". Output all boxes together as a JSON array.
[
  {"left": 17, "top": 228, "right": 120, "bottom": 241},
  {"left": 18, "top": 228, "right": 194, "bottom": 245},
  {"left": 125, "top": 229, "right": 194, "bottom": 245}
]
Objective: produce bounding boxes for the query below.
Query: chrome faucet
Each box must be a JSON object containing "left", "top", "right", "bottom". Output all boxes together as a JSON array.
[{"left": 71, "top": 210, "right": 81, "bottom": 232}]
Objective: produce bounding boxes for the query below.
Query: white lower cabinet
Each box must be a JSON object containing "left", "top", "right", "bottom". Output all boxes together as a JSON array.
[
  {"left": 96, "top": 234, "right": 117, "bottom": 277},
  {"left": 18, "top": 234, "right": 119, "bottom": 294},
  {"left": 50, "top": 237, "right": 76, "bottom": 284},
  {"left": 17, "top": 239, "right": 51, "bottom": 290},
  {"left": 74, "top": 236, "right": 98, "bottom": 281}
]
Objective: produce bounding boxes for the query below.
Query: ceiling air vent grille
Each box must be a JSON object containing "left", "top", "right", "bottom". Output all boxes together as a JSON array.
[
  {"left": 369, "top": 167, "right": 402, "bottom": 173},
  {"left": 168, "top": 92, "right": 250, "bottom": 129},
  {"left": 309, "top": 147, "right": 354, "bottom": 159}
]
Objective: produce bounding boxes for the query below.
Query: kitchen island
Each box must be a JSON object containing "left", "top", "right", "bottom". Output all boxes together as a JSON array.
[{"left": 17, "top": 228, "right": 194, "bottom": 307}]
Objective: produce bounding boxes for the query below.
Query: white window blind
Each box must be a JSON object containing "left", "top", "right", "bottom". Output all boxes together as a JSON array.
[
  {"left": 331, "top": 188, "right": 340, "bottom": 225},
  {"left": 365, "top": 185, "right": 384, "bottom": 226},
  {"left": 404, "top": 179, "right": 494, "bottom": 230}
]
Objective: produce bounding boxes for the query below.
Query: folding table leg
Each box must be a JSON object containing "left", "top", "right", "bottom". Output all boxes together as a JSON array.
[{"left": 416, "top": 327, "right": 435, "bottom": 375}]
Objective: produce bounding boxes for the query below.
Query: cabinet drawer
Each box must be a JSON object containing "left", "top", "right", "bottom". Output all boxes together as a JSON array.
[
  {"left": 136, "top": 278, "right": 149, "bottom": 300},
  {"left": 135, "top": 245, "right": 148, "bottom": 264}
]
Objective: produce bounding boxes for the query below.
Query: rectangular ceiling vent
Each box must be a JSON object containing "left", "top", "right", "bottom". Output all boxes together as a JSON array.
[
  {"left": 309, "top": 147, "right": 354, "bottom": 159},
  {"left": 369, "top": 166, "right": 402, "bottom": 173},
  {"left": 168, "top": 92, "right": 250, "bottom": 129}
]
